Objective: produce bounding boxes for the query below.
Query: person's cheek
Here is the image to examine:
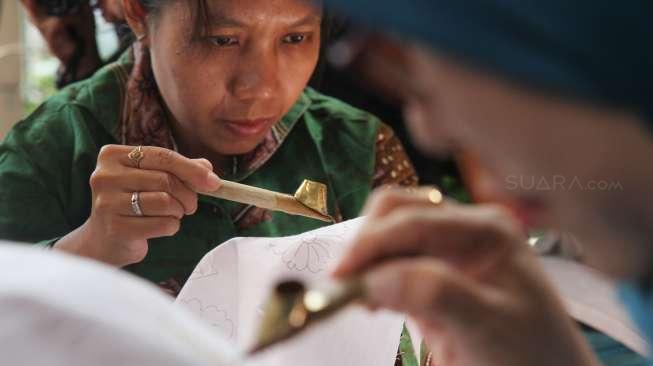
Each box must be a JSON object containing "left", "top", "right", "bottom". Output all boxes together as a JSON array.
[{"left": 282, "top": 43, "right": 319, "bottom": 110}]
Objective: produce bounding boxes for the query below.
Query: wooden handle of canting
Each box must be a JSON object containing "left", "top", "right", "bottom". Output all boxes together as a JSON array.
[
  {"left": 204, "top": 180, "right": 279, "bottom": 210},
  {"left": 201, "top": 180, "right": 333, "bottom": 222}
]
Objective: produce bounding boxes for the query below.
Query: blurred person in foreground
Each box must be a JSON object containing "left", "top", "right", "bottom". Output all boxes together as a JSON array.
[{"left": 321, "top": 1, "right": 653, "bottom": 365}]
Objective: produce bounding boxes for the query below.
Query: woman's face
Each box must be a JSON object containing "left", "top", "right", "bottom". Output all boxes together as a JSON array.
[
  {"left": 147, "top": 0, "right": 321, "bottom": 156},
  {"left": 431, "top": 50, "right": 653, "bottom": 278},
  {"left": 376, "top": 43, "right": 653, "bottom": 278}
]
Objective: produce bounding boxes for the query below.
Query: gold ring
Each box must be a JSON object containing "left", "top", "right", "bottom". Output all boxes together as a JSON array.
[
  {"left": 402, "top": 186, "right": 444, "bottom": 205},
  {"left": 427, "top": 187, "right": 443, "bottom": 205},
  {"left": 127, "top": 146, "right": 144, "bottom": 168}
]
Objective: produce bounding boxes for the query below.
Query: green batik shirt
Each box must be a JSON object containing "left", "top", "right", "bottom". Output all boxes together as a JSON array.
[{"left": 0, "top": 55, "right": 415, "bottom": 283}]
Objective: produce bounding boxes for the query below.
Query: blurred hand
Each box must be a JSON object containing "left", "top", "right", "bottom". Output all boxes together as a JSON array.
[
  {"left": 21, "top": 0, "right": 102, "bottom": 79},
  {"left": 55, "top": 145, "right": 222, "bottom": 267},
  {"left": 335, "top": 188, "right": 600, "bottom": 366}
]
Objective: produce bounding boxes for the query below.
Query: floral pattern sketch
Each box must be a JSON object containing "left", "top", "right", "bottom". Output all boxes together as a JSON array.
[
  {"left": 188, "top": 253, "right": 220, "bottom": 280},
  {"left": 181, "top": 298, "right": 236, "bottom": 340},
  {"left": 267, "top": 233, "right": 344, "bottom": 273}
]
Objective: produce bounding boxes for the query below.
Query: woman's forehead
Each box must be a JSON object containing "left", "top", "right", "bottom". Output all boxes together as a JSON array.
[{"left": 203, "top": 0, "right": 322, "bottom": 26}]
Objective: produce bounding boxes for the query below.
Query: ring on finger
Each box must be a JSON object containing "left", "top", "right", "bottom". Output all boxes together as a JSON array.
[
  {"left": 127, "top": 145, "right": 144, "bottom": 169},
  {"left": 406, "top": 186, "right": 444, "bottom": 205},
  {"left": 427, "top": 187, "right": 443, "bottom": 205},
  {"left": 131, "top": 192, "right": 144, "bottom": 216}
]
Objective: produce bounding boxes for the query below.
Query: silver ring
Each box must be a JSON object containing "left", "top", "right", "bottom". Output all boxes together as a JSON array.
[{"left": 131, "top": 192, "right": 144, "bottom": 216}]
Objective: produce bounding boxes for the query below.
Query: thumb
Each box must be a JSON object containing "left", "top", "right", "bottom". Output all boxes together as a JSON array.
[{"left": 363, "top": 258, "right": 494, "bottom": 329}]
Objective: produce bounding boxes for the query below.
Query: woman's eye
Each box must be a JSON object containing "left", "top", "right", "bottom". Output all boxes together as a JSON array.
[
  {"left": 283, "top": 33, "right": 308, "bottom": 44},
  {"left": 209, "top": 36, "right": 239, "bottom": 47}
]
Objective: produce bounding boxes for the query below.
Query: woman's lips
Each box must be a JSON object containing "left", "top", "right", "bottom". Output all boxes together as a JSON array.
[{"left": 222, "top": 118, "right": 273, "bottom": 137}]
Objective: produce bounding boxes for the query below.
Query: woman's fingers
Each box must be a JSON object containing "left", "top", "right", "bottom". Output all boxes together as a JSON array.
[
  {"left": 194, "top": 158, "right": 214, "bottom": 171},
  {"left": 99, "top": 145, "right": 221, "bottom": 192},
  {"left": 81, "top": 145, "right": 218, "bottom": 267},
  {"left": 91, "top": 166, "right": 199, "bottom": 215},
  {"left": 363, "top": 257, "right": 494, "bottom": 328},
  {"left": 134, "top": 147, "right": 221, "bottom": 192},
  {"left": 108, "top": 192, "right": 186, "bottom": 219},
  {"left": 109, "top": 216, "right": 182, "bottom": 241},
  {"left": 361, "top": 186, "right": 446, "bottom": 218},
  {"left": 335, "top": 203, "right": 522, "bottom": 277},
  {"left": 124, "top": 169, "right": 198, "bottom": 214}
]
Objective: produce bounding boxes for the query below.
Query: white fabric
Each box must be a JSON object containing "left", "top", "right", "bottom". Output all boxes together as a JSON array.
[
  {"left": 177, "top": 217, "right": 405, "bottom": 366},
  {"left": 404, "top": 257, "right": 649, "bottom": 358},
  {"left": 541, "top": 256, "right": 649, "bottom": 356},
  {"left": 2, "top": 223, "right": 643, "bottom": 366},
  {"left": 177, "top": 217, "right": 649, "bottom": 362},
  {"left": 0, "top": 242, "right": 240, "bottom": 366}
]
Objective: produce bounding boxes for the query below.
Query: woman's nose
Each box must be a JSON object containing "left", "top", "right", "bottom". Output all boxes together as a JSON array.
[{"left": 230, "top": 47, "right": 280, "bottom": 102}]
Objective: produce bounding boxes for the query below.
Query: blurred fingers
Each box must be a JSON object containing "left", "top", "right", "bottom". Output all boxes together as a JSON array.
[
  {"left": 363, "top": 258, "right": 494, "bottom": 328},
  {"left": 335, "top": 204, "right": 522, "bottom": 277}
]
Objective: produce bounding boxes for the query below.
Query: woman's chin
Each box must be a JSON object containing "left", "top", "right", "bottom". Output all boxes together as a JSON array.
[
  {"left": 201, "top": 123, "right": 275, "bottom": 156},
  {"left": 208, "top": 137, "right": 268, "bottom": 157}
]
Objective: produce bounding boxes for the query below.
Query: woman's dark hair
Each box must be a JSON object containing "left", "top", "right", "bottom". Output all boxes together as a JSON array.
[
  {"left": 137, "top": 0, "right": 339, "bottom": 43},
  {"left": 137, "top": 0, "right": 211, "bottom": 40},
  {"left": 311, "top": 10, "right": 344, "bottom": 87}
]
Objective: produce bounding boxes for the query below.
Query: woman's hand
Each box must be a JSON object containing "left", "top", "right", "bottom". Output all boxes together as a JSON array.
[
  {"left": 55, "top": 145, "right": 221, "bottom": 267},
  {"left": 334, "top": 188, "right": 600, "bottom": 366}
]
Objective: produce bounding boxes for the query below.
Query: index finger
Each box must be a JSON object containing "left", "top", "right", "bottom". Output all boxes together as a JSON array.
[
  {"left": 334, "top": 204, "right": 522, "bottom": 278},
  {"left": 118, "top": 146, "right": 222, "bottom": 192},
  {"left": 362, "top": 186, "right": 446, "bottom": 218}
]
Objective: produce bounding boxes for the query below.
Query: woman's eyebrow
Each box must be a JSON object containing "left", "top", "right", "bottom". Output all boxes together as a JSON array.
[
  {"left": 288, "top": 14, "right": 322, "bottom": 27},
  {"left": 209, "top": 15, "right": 246, "bottom": 28},
  {"left": 208, "top": 14, "right": 320, "bottom": 28}
]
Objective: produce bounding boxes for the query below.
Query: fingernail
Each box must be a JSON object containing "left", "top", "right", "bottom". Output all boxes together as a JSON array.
[{"left": 207, "top": 171, "right": 221, "bottom": 189}]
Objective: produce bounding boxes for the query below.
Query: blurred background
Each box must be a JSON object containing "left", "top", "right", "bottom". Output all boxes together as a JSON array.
[{"left": 0, "top": 0, "right": 119, "bottom": 135}]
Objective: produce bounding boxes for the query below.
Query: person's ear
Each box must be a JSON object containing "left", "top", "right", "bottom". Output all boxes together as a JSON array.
[{"left": 122, "top": 0, "right": 149, "bottom": 43}]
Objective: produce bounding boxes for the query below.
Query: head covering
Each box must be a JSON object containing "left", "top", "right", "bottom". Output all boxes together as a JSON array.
[
  {"left": 322, "top": 0, "right": 653, "bottom": 124},
  {"left": 618, "top": 281, "right": 653, "bottom": 356}
]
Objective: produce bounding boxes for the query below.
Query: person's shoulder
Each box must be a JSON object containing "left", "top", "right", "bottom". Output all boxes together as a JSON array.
[
  {"left": 55, "top": 52, "right": 130, "bottom": 130},
  {"left": 303, "top": 87, "right": 382, "bottom": 127},
  {"left": 5, "top": 96, "right": 84, "bottom": 151},
  {"left": 7, "top": 53, "right": 131, "bottom": 145}
]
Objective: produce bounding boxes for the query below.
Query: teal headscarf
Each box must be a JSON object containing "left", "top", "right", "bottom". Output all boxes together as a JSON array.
[
  {"left": 322, "top": 0, "right": 653, "bottom": 125},
  {"left": 619, "top": 282, "right": 653, "bottom": 362}
]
